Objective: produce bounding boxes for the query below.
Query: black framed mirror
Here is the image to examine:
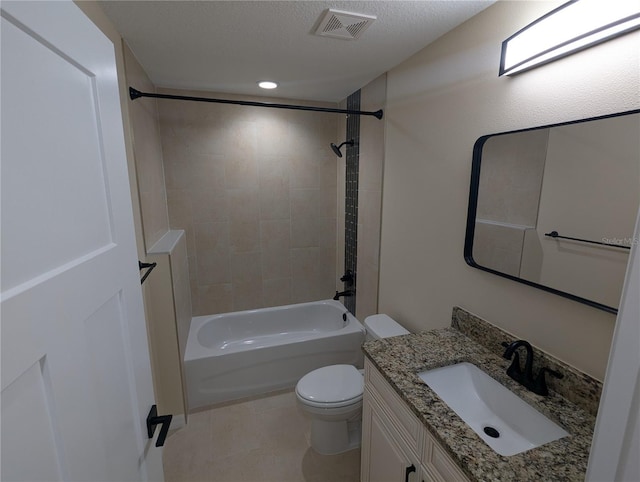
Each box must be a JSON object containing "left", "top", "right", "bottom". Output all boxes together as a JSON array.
[{"left": 464, "top": 109, "right": 640, "bottom": 314}]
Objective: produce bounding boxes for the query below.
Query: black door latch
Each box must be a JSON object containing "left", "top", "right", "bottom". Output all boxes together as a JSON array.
[{"left": 146, "top": 404, "right": 173, "bottom": 447}]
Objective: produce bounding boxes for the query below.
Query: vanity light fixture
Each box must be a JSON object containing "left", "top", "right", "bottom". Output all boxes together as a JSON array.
[
  {"left": 499, "top": 0, "right": 640, "bottom": 76},
  {"left": 258, "top": 81, "right": 278, "bottom": 89}
]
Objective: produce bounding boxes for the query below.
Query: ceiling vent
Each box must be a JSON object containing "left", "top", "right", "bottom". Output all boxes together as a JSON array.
[{"left": 314, "top": 9, "right": 376, "bottom": 40}]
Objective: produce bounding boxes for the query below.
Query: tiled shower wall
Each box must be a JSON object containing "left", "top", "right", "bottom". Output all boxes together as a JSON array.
[
  {"left": 157, "top": 89, "right": 339, "bottom": 315},
  {"left": 343, "top": 91, "right": 361, "bottom": 315}
]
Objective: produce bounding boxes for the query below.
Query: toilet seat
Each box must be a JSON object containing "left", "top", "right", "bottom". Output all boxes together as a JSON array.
[{"left": 296, "top": 364, "right": 363, "bottom": 408}]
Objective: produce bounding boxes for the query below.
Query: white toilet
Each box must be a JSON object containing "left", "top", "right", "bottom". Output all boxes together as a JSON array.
[{"left": 295, "top": 314, "right": 409, "bottom": 455}]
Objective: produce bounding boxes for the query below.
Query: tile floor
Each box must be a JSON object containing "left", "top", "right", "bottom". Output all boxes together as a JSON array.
[{"left": 163, "top": 389, "right": 361, "bottom": 482}]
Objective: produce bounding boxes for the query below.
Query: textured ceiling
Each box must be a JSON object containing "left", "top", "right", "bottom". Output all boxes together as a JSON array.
[{"left": 100, "top": 1, "right": 495, "bottom": 102}]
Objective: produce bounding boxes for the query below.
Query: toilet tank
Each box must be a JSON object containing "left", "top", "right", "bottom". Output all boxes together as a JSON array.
[{"left": 364, "top": 314, "right": 409, "bottom": 341}]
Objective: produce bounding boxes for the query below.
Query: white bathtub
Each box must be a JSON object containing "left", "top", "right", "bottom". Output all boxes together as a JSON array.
[{"left": 184, "top": 299, "right": 366, "bottom": 409}]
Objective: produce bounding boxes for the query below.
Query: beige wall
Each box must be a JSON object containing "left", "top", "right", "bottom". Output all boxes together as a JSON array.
[
  {"left": 157, "top": 90, "right": 339, "bottom": 315},
  {"left": 123, "top": 46, "right": 170, "bottom": 250},
  {"left": 356, "top": 75, "right": 387, "bottom": 320},
  {"left": 379, "top": 0, "right": 640, "bottom": 380}
]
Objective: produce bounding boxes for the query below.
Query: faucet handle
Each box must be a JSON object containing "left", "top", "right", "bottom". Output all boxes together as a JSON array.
[
  {"left": 533, "top": 367, "right": 563, "bottom": 396},
  {"left": 541, "top": 367, "right": 563, "bottom": 379},
  {"left": 501, "top": 342, "right": 524, "bottom": 380},
  {"left": 506, "top": 352, "right": 523, "bottom": 380},
  {"left": 501, "top": 341, "right": 517, "bottom": 359},
  {"left": 340, "top": 270, "right": 354, "bottom": 283}
]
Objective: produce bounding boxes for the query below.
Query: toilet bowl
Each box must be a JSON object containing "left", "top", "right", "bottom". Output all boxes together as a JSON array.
[{"left": 295, "top": 314, "right": 409, "bottom": 455}]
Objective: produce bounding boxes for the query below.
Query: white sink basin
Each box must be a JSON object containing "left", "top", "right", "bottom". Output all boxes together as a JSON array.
[{"left": 418, "top": 362, "right": 568, "bottom": 456}]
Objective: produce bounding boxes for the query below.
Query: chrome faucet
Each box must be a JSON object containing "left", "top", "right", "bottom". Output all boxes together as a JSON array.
[
  {"left": 333, "top": 290, "right": 354, "bottom": 300},
  {"left": 501, "top": 340, "right": 563, "bottom": 396}
]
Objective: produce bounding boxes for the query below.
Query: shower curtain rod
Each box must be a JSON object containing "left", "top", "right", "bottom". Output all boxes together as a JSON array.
[{"left": 129, "top": 87, "right": 383, "bottom": 119}]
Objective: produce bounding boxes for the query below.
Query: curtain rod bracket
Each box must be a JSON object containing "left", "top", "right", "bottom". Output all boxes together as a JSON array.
[
  {"left": 128, "top": 86, "right": 383, "bottom": 120},
  {"left": 129, "top": 87, "right": 143, "bottom": 100}
]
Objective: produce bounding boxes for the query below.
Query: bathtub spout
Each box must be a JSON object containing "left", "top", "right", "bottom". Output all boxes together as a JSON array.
[{"left": 333, "top": 290, "right": 354, "bottom": 300}]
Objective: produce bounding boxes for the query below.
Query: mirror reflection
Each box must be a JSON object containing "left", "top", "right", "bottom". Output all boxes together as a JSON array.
[{"left": 465, "top": 110, "right": 640, "bottom": 313}]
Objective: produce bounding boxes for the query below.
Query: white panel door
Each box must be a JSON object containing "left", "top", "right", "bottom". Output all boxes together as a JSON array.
[{"left": 1, "top": 1, "right": 162, "bottom": 481}]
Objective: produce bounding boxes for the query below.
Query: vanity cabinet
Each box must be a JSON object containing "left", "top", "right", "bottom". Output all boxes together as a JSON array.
[
  {"left": 362, "top": 401, "right": 419, "bottom": 482},
  {"left": 361, "top": 359, "right": 470, "bottom": 482}
]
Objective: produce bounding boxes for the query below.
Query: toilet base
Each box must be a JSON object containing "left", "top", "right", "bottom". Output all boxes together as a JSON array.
[{"left": 310, "top": 418, "right": 362, "bottom": 455}]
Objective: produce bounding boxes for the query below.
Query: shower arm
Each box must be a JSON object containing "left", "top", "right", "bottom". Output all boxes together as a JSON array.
[{"left": 129, "top": 88, "right": 383, "bottom": 120}]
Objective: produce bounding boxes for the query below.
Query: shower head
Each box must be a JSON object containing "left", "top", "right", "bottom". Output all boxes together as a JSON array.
[{"left": 330, "top": 139, "right": 354, "bottom": 158}]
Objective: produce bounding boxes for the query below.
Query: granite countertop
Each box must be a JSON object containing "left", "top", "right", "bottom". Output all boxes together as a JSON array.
[{"left": 363, "top": 327, "right": 597, "bottom": 481}]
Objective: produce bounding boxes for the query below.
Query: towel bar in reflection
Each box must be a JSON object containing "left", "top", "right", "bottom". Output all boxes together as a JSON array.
[{"left": 544, "top": 231, "right": 630, "bottom": 250}]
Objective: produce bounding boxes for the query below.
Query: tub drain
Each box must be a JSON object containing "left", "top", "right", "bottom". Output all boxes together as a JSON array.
[{"left": 483, "top": 426, "right": 500, "bottom": 438}]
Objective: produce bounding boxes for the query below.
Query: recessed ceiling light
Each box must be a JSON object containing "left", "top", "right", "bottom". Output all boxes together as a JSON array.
[{"left": 258, "top": 81, "right": 278, "bottom": 90}]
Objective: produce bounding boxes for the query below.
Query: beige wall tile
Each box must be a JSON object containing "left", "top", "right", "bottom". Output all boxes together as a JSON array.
[
  {"left": 319, "top": 247, "right": 337, "bottom": 293},
  {"left": 290, "top": 157, "right": 319, "bottom": 189},
  {"left": 196, "top": 250, "right": 232, "bottom": 285},
  {"left": 163, "top": 160, "right": 201, "bottom": 191},
  {"left": 230, "top": 220, "right": 260, "bottom": 253},
  {"left": 291, "top": 247, "right": 334, "bottom": 302},
  {"left": 255, "top": 111, "right": 291, "bottom": 158},
  {"left": 291, "top": 248, "right": 320, "bottom": 302},
  {"left": 259, "top": 156, "right": 290, "bottom": 185},
  {"left": 291, "top": 189, "right": 320, "bottom": 220},
  {"left": 194, "top": 222, "right": 229, "bottom": 253},
  {"left": 318, "top": 157, "right": 338, "bottom": 188},
  {"left": 190, "top": 189, "right": 228, "bottom": 224},
  {"left": 189, "top": 276, "right": 200, "bottom": 315},
  {"left": 159, "top": 88, "right": 339, "bottom": 315},
  {"left": 259, "top": 157, "right": 291, "bottom": 221},
  {"left": 318, "top": 217, "right": 337, "bottom": 250},
  {"left": 198, "top": 283, "right": 233, "bottom": 315},
  {"left": 224, "top": 156, "right": 259, "bottom": 190},
  {"left": 262, "top": 247, "right": 291, "bottom": 280},
  {"left": 227, "top": 189, "right": 260, "bottom": 224},
  {"left": 166, "top": 188, "right": 190, "bottom": 202},
  {"left": 168, "top": 197, "right": 193, "bottom": 228},
  {"left": 259, "top": 184, "right": 290, "bottom": 220},
  {"left": 182, "top": 226, "right": 197, "bottom": 258},
  {"left": 319, "top": 186, "right": 338, "bottom": 218},
  {"left": 291, "top": 218, "right": 320, "bottom": 248},
  {"left": 263, "top": 278, "right": 293, "bottom": 308},
  {"left": 233, "top": 280, "right": 264, "bottom": 311},
  {"left": 222, "top": 121, "right": 258, "bottom": 160},
  {"left": 231, "top": 252, "right": 262, "bottom": 285},
  {"left": 260, "top": 220, "right": 291, "bottom": 251}
]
